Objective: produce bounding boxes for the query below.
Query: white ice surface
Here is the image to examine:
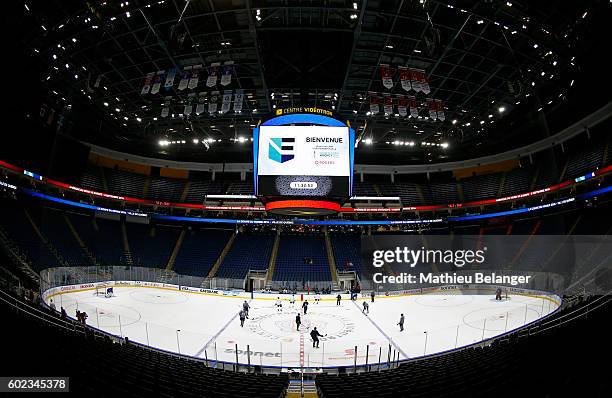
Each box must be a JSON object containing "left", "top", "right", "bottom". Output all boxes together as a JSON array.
[{"left": 48, "top": 288, "right": 558, "bottom": 369}]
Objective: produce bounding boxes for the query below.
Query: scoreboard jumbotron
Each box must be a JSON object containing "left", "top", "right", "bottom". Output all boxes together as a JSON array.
[{"left": 253, "top": 110, "right": 355, "bottom": 215}]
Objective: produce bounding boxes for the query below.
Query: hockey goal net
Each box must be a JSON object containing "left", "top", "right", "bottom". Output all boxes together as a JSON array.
[
  {"left": 94, "top": 284, "right": 114, "bottom": 297},
  {"left": 495, "top": 289, "right": 510, "bottom": 301}
]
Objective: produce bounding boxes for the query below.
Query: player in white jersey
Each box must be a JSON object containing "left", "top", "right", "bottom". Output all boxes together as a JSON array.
[
  {"left": 289, "top": 294, "right": 296, "bottom": 307},
  {"left": 275, "top": 297, "right": 283, "bottom": 312}
]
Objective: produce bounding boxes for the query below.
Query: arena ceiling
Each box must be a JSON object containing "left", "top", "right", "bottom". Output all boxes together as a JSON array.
[{"left": 22, "top": 0, "right": 610, "bottom": 164}]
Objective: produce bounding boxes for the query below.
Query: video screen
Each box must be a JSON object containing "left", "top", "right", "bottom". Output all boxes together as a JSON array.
[{"left": 255, "top": 125, "right": 353, "bottom": 197}]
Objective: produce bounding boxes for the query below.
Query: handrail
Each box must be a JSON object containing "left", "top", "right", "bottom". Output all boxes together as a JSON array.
[
  {"left": 0, "top": 290, "right": 80, "bottom": 333},
  {"left": 4, "top": 279, "right": 607, "bottom": 375},
  {"left": 534, "top": 293, "right": 612, "bottom": 334}
]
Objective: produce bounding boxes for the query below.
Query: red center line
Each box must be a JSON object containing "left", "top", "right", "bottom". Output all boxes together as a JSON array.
[{"left": 299, "top": 330, "right": 305, "bottom": 368}]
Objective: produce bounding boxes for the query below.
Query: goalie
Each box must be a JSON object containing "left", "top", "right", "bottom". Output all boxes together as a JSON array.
[{"left": 495, "top": 288, "right": 503, "bottom": 301}]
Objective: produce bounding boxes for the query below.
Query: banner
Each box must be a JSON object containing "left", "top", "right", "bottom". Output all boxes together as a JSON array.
[
  {"left": 188, "top": 65, "right": 202, "bottom": 90},
  {"left": 161, "top": 96, "right": 171, "bottom": 118},
  {"left": 178, "top": 66, "right": 192, "bottom": 91},
  {"left": 409, "top": 69, "right": 422, "bottom": 93},
  {"left": 184, "top": 93, "right": 196, "bottom": 115},
  {"left": 435, "top": 99, "right": 445, "bottom": 121},
  {"left": 207, "top": 62, "right": 221, "bottom": 87},
  {"left": 419, "top": 69, "right": 431, "bottom": 94},
  {"left": 220, "top": 61, "right": 234, "bottom": 86},
  {"left": 208, "top": 92, "right": 218, "bottom": 114},
  {"left": 408, "top": 96, "right": 418, "bottom": 118},
  {"left": 195, "top": 92, "right": 206, "bottom": 115},
  {"left": 383, "top": 94, "right": 393, "bottom": 115},
  {"left": 427, "top": 98, "right": 437, "bottom": 120},
  {"left": 380, "top": 64, "right": 393, "bottom": 89},
  {"left": 233, "top": 89, "right": 244, "bottom": 112},
  {"left": 220, "top": 90, "right": 232, "bottom": 114},
  {"left": 398, "top": 66, "right": 412, "bottom": 92},
  {"left": 369, "top": 92, "right": 380, "bottom": 114},
  {"left": 141, "top": 72, "right": 154, "bottom": 95},
  {"left": 397, "top": 96, "right": 407, "bottom": 117},
  {"left": 151, "top": 70, "right": 165, "bottom": 94},
  {"left": 164, "top": 68, "right": 177, "bottom": 89}
]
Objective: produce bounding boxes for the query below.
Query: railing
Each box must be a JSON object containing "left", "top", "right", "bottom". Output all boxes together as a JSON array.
[{"left": 5, "top": 277, "right": 604, "bottom": 378}]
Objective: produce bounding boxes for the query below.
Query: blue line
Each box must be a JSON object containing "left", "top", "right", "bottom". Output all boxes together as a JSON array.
[
  {"left": 194, "top": 299, "right": 252, "bottom": 358},
  {"left": 351, "top": 300, "right": 408, "bottom": 360}
]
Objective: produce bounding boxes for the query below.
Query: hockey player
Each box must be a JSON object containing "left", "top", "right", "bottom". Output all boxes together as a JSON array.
[
  {"left": 243, "top": 301, "right": 250, "bottom": 318},
  {"left": 371, "top": 291, "right": 375, "bottom": 303},
  {"left": 495, "top": 288, "right": 503, "bottom": 301},
  {"left": 290, "top": 295, "right": 296, "bottom": 308},
  {"left": 302, "top": 300, "right": 309, "bottom": 315},
  {"left": 336, "top": 294, "right": 342, "bottom": 306},
  {"left": 398, "top": 313, "right": 405, "bottom": 332},
  {"left": 296, "top": 313, "right": 301, "bottom": 330},
  {"left": 239, "top": 309, "right": 247, "bottom": 327},
  {"left": 276, "top": 297, "right": 283, "bottom": 312},
  {"left": 314, "top": 294, "right": 320, "bottom": 304},
  {"left": 310, "top": 327, "right": 326, "bottom": 348},
  {"left": 362, "top": 301, "right": 369, "bottom": 315}
]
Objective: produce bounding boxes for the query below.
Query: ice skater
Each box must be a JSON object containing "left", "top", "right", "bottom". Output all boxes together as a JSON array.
[
  {"left": 362, "top": 301, "right": 369, "bottom": 315},
  {"left": 290, "top": 294, "right": 296, "bottom": 308},
  {"left": 314, "top": 294, "right": 320, "bottom": 304},
  {"left": 336, "top": 294, "right": 342, "bottom": 305},
  {"left": 242, "top": 300, "right": 250, "bottom": 318},
  {"left": 310, "top": 327, "right": 326, "bottom": 348},
  {"left": 398, "top": 313, "right": 405, "bottom": 332},
  {"left": 239, "top": 309, "right": 247, "bottom": 327},
  {"left": 276, "top": 297, "right": 283, "bottom": 312},
  {"left": 302, "top": 300, "right": 309, "bottom": 315},
  {"left": 296, "top": 313, "right": 301, "bottom": 330},
  {"left": 495, "top": 288, "right": 503, "bottom": 301},
  {"left": 371, "top": 291, "right": 375, "bottom": 303}
]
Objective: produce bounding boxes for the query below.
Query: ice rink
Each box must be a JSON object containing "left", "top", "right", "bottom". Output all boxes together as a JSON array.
[{"left": 46, "top": 286, "right": 560, "bottom": 369}]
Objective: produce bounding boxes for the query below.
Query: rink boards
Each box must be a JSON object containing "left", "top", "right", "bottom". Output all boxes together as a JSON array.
[{"left": 42, "top": 281, "right": 561, "bottom": 370}]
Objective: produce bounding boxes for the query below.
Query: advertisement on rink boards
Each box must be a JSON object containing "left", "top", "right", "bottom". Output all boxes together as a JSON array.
[
  {"left": 256, "top": 125, "right": 353, "bottom": 197},
  {"left": 42, "top": 280, "right": 244, "bottom": 304},
  {"left": 361, "top": 235, "right": 612, "bottom": 294}
]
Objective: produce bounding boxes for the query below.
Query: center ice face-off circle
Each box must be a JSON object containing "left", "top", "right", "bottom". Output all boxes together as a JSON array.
[{"left": 247, "top": 311, "right": 356, "bottom": 341}]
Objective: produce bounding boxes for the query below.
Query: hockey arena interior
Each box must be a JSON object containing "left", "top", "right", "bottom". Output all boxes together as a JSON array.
[{"left": 3, "top": 1, "right": 612, "bottom": 397}]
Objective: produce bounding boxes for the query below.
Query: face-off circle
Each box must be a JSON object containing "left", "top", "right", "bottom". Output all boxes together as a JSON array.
[{"left": 247, "top": 311, "right": 356, "bottom": 341}]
